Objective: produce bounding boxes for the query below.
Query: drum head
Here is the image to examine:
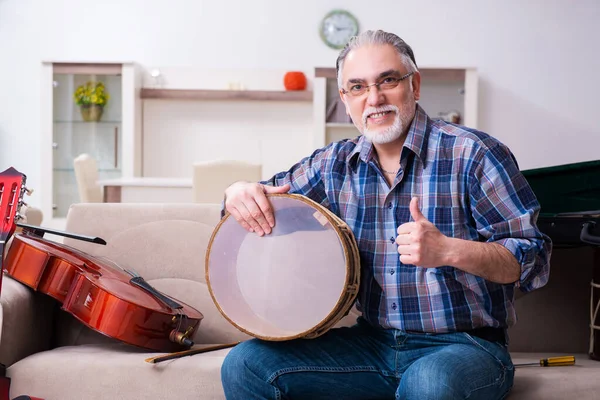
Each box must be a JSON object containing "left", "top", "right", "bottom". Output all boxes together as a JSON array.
[{"left": 206, "top": 195, "right": 349, "bottom": 340}]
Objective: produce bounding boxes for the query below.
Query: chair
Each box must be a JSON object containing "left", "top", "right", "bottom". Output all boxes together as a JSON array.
[
  {"left": 22, "top": 206, "right": 43, "bottom": 226},
  {"left": 73, "top": 153, "right": 102, "bottom": 203},
  {"left": 192, "top": 160, "right": 262, "bottom": 204}
]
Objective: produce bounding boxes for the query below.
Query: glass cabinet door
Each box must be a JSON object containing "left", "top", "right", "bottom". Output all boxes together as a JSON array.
[{"left": 52, "top": 68, "right": 122, "bottom": 218}]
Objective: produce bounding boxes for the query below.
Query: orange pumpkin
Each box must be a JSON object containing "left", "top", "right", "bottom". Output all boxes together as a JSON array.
[{"left": 284, "top": 71, "right": 307, "bottom": 91}]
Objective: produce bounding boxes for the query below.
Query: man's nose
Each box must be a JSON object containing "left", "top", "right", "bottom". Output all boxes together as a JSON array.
[{"left": 366, "top": 85, "right": 384, "bottom": 106}]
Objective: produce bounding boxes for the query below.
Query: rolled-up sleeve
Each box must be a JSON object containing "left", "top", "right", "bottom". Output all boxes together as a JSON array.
[{"left": 469, "top": 142, "right": 552, "bottom": 293}]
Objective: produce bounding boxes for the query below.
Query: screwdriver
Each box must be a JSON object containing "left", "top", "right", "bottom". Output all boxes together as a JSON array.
[{"left": 515, "top": 355, "right": 576, "bottom": 367}]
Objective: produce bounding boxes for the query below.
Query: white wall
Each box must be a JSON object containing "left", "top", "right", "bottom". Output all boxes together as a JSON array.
[
  {"left": 0, "top": 0, "right": 599, "bottom": 209},
  {"left": 138, "top": 67, "right": 316, "bottom": 180}
]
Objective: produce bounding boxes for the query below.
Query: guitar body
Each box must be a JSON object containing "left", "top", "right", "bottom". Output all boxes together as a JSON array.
[{"left": 5, "top": 232, "right": 203, "bottom": 352}]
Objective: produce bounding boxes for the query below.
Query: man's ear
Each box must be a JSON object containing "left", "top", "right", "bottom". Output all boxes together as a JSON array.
[
  {"left": 339, "top": 90, "right": 351, "bottom": 115},
  {"left": 412, "top": 71, "right": 421, "bottom": 101}
]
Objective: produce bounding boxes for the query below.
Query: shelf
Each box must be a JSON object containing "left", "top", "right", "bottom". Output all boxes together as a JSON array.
[
  {"left": 140, "top": 88, "right": 313, "bottom": 102},
  {"left": 53, "top": 120, "right": 121, "bottom": 124},
  {"left": 54, "top": 167, "right": 121, "bottom": 172}
]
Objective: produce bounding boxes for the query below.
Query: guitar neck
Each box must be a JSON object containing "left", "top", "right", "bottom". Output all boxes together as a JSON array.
[{"left": 0, "top": 166, "right": 31, "bottom": 291}]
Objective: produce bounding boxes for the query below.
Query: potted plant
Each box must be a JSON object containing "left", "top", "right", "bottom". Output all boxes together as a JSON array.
[{"left": 73, "top": 81, "right": 110, "bottom": 122}]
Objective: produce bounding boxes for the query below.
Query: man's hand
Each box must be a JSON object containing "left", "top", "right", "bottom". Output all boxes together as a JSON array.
[
  {"left": 224, "top": 182, "right": 290, "bottom": 236},
  {"left": 395, "top": 197, "right": 450, "bottom": 267}
]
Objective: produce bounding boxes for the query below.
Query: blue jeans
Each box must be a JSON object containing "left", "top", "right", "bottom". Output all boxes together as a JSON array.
[{"left": 221, "top": 318, "right": 514, "bottom": 400}]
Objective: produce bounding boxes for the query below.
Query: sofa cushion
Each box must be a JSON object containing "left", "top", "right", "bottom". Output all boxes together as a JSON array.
[
  {"left": 98, "top": 220, "right": 214, "bottom": 282},
  {"left": 65, "top": 219, "right": 215, "bottom": 282},
  {"left": 63, "top": 203, "right": 221, "bottom": 248},
  {"left": 0, "top": 276, "right": 55, "bottom": 366},
  {"left": 61, "top": 203, "right": 220, "bottom": 283},
  {"left": 7, "top": 343, "right": 231, "bottom": 400},
  {"left": 7, "top": 347, "right": 598, "bottom": 400},
  {"left": 508, "top": 353, "right": 600, "bottom": 399}
]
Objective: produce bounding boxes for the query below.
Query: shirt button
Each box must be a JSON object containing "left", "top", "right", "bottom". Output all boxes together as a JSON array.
[
  {"left": 387, "top": 202, "right": 393, "bottom": 209},
  {"left": 391, "top": 303, "right": 398, "bottom": 310},
  {"left": 389, "top": 236, "right": 395, "bottom": 243},
  {"left": 390, "top": 269, "right": 395, "bottom": 275}
]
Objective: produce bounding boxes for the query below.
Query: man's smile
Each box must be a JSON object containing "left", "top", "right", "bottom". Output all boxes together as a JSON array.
[{"left": 365, "top": 109, "right": 395, "bottom": 126}]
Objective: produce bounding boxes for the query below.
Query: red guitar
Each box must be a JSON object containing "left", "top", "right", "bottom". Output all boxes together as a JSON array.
[{"left": 0, "top": 167, "right": 31, "bottom": 292}]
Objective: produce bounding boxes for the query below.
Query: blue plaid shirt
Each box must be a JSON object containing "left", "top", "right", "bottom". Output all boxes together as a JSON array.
[{"left": 262, "top": 105, "right": 552, "bottom": 333}]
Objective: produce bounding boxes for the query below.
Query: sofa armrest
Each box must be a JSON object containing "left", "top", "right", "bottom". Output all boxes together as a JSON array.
[{"left": 0, "top": 275, "right": 55, "bottom": 366}]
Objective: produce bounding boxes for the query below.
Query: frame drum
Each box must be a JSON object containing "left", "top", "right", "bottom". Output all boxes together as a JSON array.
[{"left": 206, "top": 193, "right": 360, "bottom": 341}]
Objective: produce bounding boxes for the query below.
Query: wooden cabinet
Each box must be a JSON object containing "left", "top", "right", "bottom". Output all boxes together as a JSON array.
[
  {"left": 311, "top": 67, "right": 478, "bottom": 149},
  {"left": 40, "top": 62, "right": 143, "bottom": 226}
]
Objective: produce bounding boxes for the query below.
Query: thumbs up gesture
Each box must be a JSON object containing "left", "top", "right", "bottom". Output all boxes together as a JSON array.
[{"left": 395, "top": 197, "right": 450, "bottom": 267}]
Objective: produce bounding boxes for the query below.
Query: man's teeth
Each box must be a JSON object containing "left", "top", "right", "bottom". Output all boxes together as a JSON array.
[{"left": 369, "top": 111, "right": 390, "bottom": 118}]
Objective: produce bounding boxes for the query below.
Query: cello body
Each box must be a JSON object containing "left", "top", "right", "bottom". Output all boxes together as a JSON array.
[{"left": 4, "top": 231, "right": 203, "bottom": 352}]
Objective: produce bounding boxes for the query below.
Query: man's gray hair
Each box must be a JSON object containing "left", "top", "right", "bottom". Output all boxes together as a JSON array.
[{"left": 336, "top": 30, "right": 418, "bottom": 89}]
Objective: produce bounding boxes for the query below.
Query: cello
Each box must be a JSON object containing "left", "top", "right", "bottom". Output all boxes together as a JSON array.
[{"left": 3, "top": 222, "right": 203, "bottom": 353}]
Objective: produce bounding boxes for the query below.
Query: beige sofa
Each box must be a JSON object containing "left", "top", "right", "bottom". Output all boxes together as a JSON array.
[{"left": 1, "top": 203, "right": 598, "bottom": 399}]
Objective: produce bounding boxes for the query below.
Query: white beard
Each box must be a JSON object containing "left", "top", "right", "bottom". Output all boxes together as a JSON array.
[{"left": 361, "top": 102, "right": 415, "bottom": 145}]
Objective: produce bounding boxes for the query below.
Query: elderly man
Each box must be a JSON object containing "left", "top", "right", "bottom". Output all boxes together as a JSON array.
[{"left": 220, "top": 30, "right": 552, "bottom": 400}]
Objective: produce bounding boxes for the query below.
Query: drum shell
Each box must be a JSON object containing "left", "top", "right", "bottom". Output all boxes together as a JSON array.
[{"left": 205, "top": 193, "right": 360, "bottom": 341}]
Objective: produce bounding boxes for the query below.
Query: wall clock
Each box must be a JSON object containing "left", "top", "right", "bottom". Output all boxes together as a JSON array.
[{"left": 319, "top": 10, "right": 359, "bottom": 50}]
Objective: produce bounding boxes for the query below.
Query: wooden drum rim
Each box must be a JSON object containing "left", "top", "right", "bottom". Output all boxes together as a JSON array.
[{"left": 205, "top": 193, "right": 360, "bottom": 341}]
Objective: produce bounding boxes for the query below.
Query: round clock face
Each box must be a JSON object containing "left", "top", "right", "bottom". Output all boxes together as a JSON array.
[{"left": 320, "top": 10, "right": 359, "bottom": 50}]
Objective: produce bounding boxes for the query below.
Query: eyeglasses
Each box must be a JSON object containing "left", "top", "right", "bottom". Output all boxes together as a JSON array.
[{"left": 341, "top": 72, "right": 414, "bottom": 97}]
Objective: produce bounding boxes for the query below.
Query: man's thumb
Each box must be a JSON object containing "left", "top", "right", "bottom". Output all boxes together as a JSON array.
[
  {"left": 262, "top": 183, "right": 290, "bottom": 194},
  {"left": 410, "top": 197, "right": 426, "bottom": 222}
]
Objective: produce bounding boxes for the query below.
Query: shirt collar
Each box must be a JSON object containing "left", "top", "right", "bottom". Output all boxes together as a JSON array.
[{"left": 347, "top": 104, "right": 430, "bottom": 167}]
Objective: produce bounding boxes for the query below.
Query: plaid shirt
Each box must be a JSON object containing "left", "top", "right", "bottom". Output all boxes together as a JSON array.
[{"left": 262, "top": 104, "right": 552, "bottom": 333}]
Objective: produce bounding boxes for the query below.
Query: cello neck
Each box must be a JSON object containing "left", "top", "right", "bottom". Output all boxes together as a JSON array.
[{"left": 17, "top": 223, "right": 107, "bottom": 245}]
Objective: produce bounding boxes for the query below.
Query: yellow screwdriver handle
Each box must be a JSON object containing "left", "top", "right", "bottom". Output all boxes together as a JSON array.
[{"left": 540, "top": 355, "right": 576, "bottom": 366}]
